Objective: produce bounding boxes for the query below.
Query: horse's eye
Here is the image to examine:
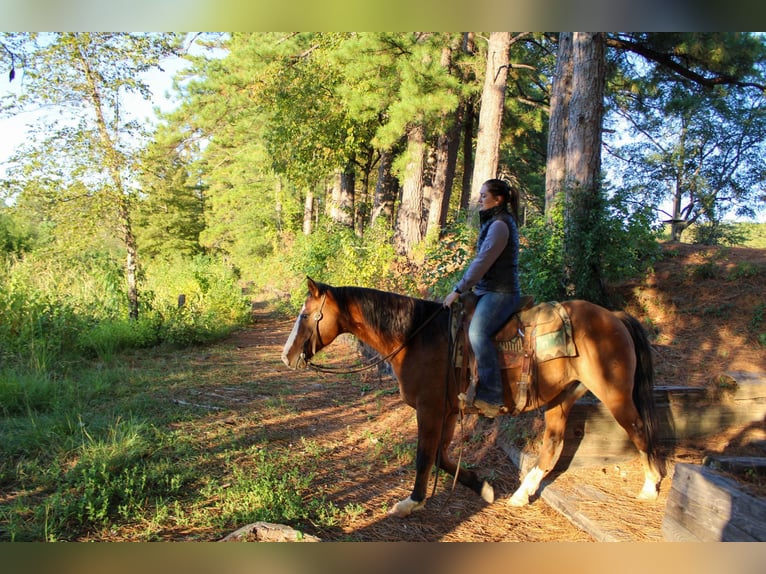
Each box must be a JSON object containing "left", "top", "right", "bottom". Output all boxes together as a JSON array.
[{"left": 300, "top": 313, "right": 309, "bottom": 321}]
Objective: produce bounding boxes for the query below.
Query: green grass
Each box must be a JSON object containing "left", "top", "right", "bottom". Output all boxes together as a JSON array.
[{"left": 0, "top": 340, "right": 346, "bottom": 542}]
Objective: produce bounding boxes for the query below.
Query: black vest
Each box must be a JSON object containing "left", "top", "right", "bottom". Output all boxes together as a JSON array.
[{"left": 476, "top": 209, "right": 520, "bottom": 295}]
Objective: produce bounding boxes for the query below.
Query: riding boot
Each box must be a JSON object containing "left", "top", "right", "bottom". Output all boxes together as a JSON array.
[{"left": 473, "top": 374, "right": 507, "bottom": 417}]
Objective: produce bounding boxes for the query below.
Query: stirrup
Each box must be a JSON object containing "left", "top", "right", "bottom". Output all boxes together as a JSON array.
[{"left": 474, "top": 398, "right": 507, "bottom": 418}]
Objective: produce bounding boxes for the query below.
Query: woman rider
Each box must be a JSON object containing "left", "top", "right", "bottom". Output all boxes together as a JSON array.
[{"left": 443, "top": 178, "right": 520, "bottom": 418}]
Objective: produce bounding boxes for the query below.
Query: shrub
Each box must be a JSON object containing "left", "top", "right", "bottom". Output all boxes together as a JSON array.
[{"left": 689, "top": 221, "right": 750, "bottom": 246}]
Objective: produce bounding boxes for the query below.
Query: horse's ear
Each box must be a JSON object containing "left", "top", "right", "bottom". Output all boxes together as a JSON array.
[{"left": 307, "top": 277, "right": 321, "bottom": 298}]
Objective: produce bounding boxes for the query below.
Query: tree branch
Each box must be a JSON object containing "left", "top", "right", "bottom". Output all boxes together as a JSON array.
[{"left": 606, "top": 36, "right": 766, "bottom": 91}]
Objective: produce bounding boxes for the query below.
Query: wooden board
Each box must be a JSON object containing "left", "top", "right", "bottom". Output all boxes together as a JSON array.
[
  {"left": 662, "top": 463, "right": 766, "bottom": 541},
  {"left": 549, "top": 375, "right": 766, "bottom": 470}
]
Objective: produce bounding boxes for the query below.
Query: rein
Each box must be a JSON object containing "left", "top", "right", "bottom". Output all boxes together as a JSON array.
[{"left": 306, "top": 301, "right": 446, "bottom": 375}]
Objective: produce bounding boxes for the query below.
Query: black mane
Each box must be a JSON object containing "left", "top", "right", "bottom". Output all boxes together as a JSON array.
[{"left": 318, "top": 283, "right": 445, "bottom": 344}]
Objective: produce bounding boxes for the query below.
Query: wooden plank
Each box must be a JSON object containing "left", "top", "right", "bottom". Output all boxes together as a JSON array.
[
  {"left": 547, "top": 377, "right": 766, "bottom": 469},
  {"left": 662, "top": 463, "right": 766, "bottom": 541}
]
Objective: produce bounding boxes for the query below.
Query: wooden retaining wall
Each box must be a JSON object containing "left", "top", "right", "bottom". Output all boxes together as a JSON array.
[{"left": 553, "top": 371, "right": 766, "bottom": 470}]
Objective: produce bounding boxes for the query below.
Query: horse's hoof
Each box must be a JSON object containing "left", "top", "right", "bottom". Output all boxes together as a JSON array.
[
  {"left": 388, "top": 496, "right": 425, "bottom": 517},
  {"left": 507, "top": 492, "right": 529, "bottom": 507},
  {"left": 481, "top": 480, "right": 494, "bottom": 504},
  {"left": 636, "top": 488, "right": 659, "bottom": 501},
  {"left": 636, "top": 479, "right": 660, "bottom": 501}
]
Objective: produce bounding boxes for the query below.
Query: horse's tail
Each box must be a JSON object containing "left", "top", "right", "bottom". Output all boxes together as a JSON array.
[{"left": 614, "top": 310, "right": 665, "bottom": 476}]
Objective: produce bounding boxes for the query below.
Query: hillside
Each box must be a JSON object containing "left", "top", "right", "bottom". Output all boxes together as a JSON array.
[{"left": 619, "top": 242, "right": 766, "bottom": 388}]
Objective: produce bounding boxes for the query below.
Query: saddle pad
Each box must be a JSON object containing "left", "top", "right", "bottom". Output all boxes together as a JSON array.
[{"left": 515, "top": 301, "right": 575, "bottom": 362}]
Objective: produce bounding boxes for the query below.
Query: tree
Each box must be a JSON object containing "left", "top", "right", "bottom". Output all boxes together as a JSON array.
[
  {"left": 543, "top": 32, "right": 608, "bottom": 300},
  {"left": 134, "top": 124, "right": 205, "bottom": 260},
  {"left": 606, "top": 37, "right": 766, "bottom": 241},
  {"left": 2, "top": 32, "right": 182, "bottom": 319},
  {"left": 544, "top": 32, "right": 766, "bottom": 300},
  {"left": 470, "top": 32, "right": 511, "bottom": 209}
]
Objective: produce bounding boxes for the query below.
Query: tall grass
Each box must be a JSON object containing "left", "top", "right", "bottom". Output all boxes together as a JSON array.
[
  {"left": 0, "top": 250, "right": 259, "bottom": 540},
  {"left": 0, "top": 251, "right": 251, "bottom": 370}
]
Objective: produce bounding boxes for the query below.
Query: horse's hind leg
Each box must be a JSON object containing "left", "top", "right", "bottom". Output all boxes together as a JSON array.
[
  {"left": 603, "top": 399, "right": 662, "bottom": 500},
  {"left": 436, "top": 413, "right": 494, "bottom": 504},
  {"left": 508, "top": 384, "right": 586, "bottom": 507}
]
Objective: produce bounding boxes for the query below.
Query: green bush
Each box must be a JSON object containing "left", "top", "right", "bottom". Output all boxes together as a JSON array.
[
  {"left": 519, "top": 190, "right": 661, "bottom": 304},
  {"left": 0, "top": 250, "right": 252, "bottom": 371},
  {"left": 141, "top": 255, "right": 252, "bottom": 346},
  {"left": 283, "top": 221, "right": 402, "bottom": 311},
  {"left": 690, "top": 221, "right": 750, "bottom": 246}
]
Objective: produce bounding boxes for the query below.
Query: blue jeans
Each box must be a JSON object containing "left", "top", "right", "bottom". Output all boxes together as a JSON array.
[{"left": 469, "top": 291, "right": 520, "bottom": 405}]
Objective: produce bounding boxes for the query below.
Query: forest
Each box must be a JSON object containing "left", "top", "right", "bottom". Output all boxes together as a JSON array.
[{"left": 1, "top": 32, "right": 765, "bottom": 540}]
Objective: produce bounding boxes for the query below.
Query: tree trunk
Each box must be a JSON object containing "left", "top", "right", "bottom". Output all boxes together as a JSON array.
[
  {"left": 460, "top": 100, "right": 475, "bottom": 211},
  {"left": 545, "top": 32, "right": 573, "bottom": 217},
  {"left": 302, "top": 188, "right": 314, "bottom": 235},
  {"left": 562, "top": 32, "right": 607, "bottom": 301},
  {"left": 395, "top": 124, "right": 426, "bottom": 255},
  {"left": 470, "top": 31, "right": 511, "bottom": 210},
  {"left": 355, "top": 149, "right": 375, "bottom": 237},
  {"left": 329, "top": 165, "right": 354, "bottom": 229},
  {"left": 460, "top": 33, "right": 477, "bottom": 212},
  {"left": 425, "top": 45, "right": 462, "bottom": 239},
  {"left": 371, "top": 149, "right": 397, "bottom": 227},
  {"left": 427, "top": 114, "right": 461, "bottom": 238},
  {"left": 78, "top": 44, "right": 140, "bottom": 320},
  {"left": 564, "top": 32, "right": 606, "bottom": 198}
]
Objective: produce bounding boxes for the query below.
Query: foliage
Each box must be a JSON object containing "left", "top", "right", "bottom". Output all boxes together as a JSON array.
[
  {"left": 420, "top": 212, "right": 477, "bottom": 297},
  {"left": 605, "top": 33, "right": 766, "bottom": 236},
  {"left": 134, "top": 124, "right": 206, "bottom": 261},
  {"left": 284, "top": 220, "right": 402, "bottom": 311},
  {"left": 738, "top": 222, "right": 766, "bottom": 248},
  {"left": 519, "top": 191, "right": 661, "bottom": 304},
  {"left": 141, "top": 254, "right": 252, "bottom": 346},
  {"left": 0, "top": 249, "right": 250, "bottom": 370},
  {"left": 688, "top": 221, "right": 751, "bottom": 246}
]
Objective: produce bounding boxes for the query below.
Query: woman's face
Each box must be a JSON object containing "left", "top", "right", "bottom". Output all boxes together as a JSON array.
[{"left": 478, "top": 185, "right": 503, "bottom": 211}]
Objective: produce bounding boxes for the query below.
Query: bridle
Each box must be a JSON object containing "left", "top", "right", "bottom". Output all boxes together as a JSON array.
[
  {"left": 298, "top": 292, "right": 327, "bottom": 368},
  {"left": 303, "top": 295, "right": 445, "bottom": 375}
]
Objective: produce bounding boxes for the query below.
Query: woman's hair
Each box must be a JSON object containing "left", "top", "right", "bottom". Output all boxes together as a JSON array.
[{"left": 483, "top": 178, "right": 519, "bottom": 223}]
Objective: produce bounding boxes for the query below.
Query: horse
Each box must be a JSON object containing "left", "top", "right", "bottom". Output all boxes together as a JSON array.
[{"left": 281, "top": 277, "right": 664, "bottom": 518}]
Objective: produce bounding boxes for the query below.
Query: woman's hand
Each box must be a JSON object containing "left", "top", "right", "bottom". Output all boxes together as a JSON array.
[{"left": 443, "top": 290, "right": 460, "bottom": 308}]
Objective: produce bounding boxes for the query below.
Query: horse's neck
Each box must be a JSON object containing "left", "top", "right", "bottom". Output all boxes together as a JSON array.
[{"left": 341, "top": 289, "right": 421, "bottom": 358}]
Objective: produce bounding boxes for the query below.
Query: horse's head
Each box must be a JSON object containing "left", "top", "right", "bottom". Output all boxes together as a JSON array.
[{"left": 281, "top": 277, "right": 342, "bottom": 369}]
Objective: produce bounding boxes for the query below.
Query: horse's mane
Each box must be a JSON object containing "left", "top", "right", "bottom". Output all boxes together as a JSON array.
[{"left": 318, "top": 283, "right": 444, "bottom": 344}]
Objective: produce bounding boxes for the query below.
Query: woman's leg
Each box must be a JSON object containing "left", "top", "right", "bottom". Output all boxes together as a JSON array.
[{"left": 468, "top": 291, "right": 519, "bottom": 405}]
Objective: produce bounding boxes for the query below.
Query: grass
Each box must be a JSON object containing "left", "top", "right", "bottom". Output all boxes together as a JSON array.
[{"left": 0, "top": 338, "right": 347, "bottom": 542}]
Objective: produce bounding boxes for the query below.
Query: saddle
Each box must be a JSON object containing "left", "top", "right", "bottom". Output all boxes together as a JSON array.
[{"left": 451, "top": 293, "right": 575, "bottom": 415}]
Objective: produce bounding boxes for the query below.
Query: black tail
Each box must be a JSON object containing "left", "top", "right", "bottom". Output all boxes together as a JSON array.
[{"left": 614, "top": 311, "right": 665, "bottom": 476}]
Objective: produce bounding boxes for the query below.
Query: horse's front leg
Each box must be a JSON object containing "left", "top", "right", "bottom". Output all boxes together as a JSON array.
[
  {"left": 388, "top": 407, "right": 442, "bottom": 518},
  {"left": 436, "top": 412, "right": 494, "bottom": 504}
]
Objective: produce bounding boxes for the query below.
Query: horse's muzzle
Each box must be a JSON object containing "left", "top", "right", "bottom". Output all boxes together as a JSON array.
[{"left": 281, "top": 352, "right": 308, "bottom": 370}]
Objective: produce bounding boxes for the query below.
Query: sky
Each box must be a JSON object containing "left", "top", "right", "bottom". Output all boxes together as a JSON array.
[{"left": 0, "top": 53, "right": 188, "bottom": 182}]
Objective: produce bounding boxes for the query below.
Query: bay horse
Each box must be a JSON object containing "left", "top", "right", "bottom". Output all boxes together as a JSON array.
[{"left": 281, "top": 278, "right": 664, "bottom": 517}]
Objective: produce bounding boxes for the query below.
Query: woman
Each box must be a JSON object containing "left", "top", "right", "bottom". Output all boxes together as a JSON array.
[{"left": 443, "top": 178, "right": 520, "bottom": 418}]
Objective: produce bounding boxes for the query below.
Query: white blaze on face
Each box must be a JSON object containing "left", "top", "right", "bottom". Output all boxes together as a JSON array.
[{"left": 281, "top": 306, "right": 306, "bottom": 367}]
